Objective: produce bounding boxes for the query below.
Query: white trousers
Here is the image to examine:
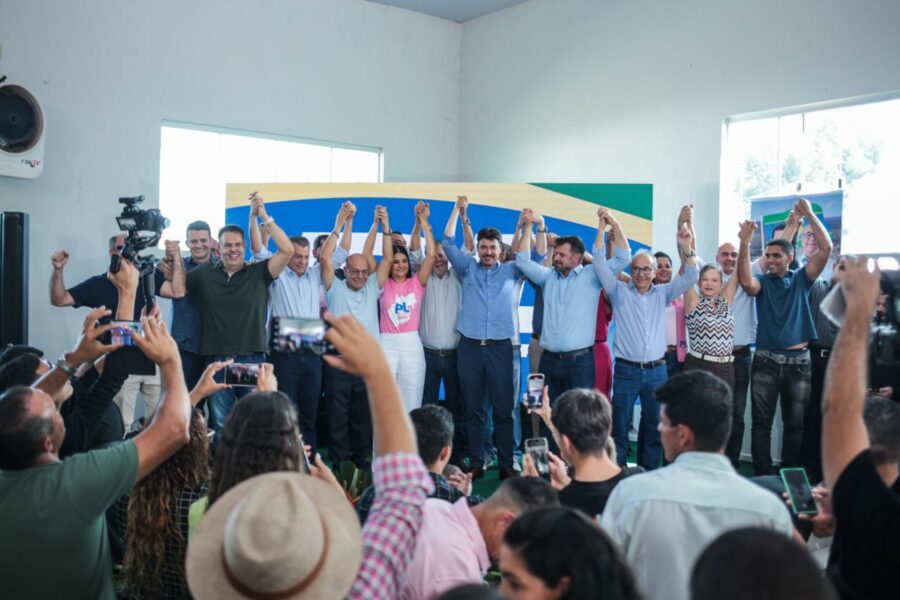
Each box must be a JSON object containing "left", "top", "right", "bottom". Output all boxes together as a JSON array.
[
  {"left": 113, "top": 369, "right": 162, "bottom": 431},
  {"left": 381, "top": 331, "right": 426, "bottom": 414}
]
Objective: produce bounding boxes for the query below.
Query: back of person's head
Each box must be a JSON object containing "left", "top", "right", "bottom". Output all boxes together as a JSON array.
[
  {"left": 0, "top": 353, "right": 41, "bottom": 393},
  {"left": 691, "top": 527, "right": 835, "bottom": 600},
  {"left": 864, "top": 395, "right": 900, "bottom": 467},
  {"left": 0, "top": 386, "right": 53, "bottom": 470},
  {"left": 0, "top": 343, "right": 43, "bottom": 367},
  {"left": 488, "top": 476, "right": 559, "bottom": 514},
  {"left": 553, "top": 388, "right": 612, "bottom": 456},
  {"left": 502, "top": 506, "right": 641, "bottom": 600},
  {"left": 434, "top": 584, "right": 502, "bottom": 600},
  {"left": 655, "top": 370, "right": 732, "bottom": 453},
  {"left": 410, "top": 405, "right": 453, "bottom": 467},
  {"left": 126, "top": 409, "right": 211, "bottom": 595},
  {"left": 207, "top": 391, "right": 301, "bottom": 507}
]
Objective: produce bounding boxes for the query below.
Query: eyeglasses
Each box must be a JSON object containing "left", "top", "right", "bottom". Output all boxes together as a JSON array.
[
  {"left": 632, "top": 266, "right": 654, "bottom": 274},
  {"left": 346, "top": 268, "right": 370, "bottom": 277}
]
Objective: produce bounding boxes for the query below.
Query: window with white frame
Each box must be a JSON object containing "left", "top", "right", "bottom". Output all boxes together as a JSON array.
[
  {"left": 157, "top": 122, "right": 382, "bottom": 244},
  {"left": 719, "top": 95, "right": 900, "bottom": 253}
]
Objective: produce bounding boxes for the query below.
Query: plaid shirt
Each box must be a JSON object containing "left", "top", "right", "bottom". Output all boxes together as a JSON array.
[{"left": 347, "top": 452, "right": 434, "bottom": 599}]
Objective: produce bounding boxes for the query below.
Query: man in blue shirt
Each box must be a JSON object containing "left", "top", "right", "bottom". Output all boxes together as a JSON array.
[
  {"left": 594, "top": 208, "right": 699, "bottom": 470},
  {"left": 443, "top": 211, "right": 526, "bottom": 480},
  {"left": 515, "top": 211, "right": 628, "bottom": 402},
  {"left": 736, "top": 198, "right": 832, "bottom": 475}
]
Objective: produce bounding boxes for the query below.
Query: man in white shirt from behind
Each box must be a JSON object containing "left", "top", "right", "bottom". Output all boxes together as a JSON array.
[{"left": 601, "top": 370, "right": 794, "bottom": 600}]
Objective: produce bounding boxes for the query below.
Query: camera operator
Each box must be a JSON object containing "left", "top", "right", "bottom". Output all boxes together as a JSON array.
[
  {"left": 49, "top": 234, "right": 186, "bottom": 429},
  {"left": 184, "top": 192, "right": 294, "bottom": 429}
]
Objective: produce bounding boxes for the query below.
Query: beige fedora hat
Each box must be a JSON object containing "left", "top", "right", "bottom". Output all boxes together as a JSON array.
[{"left": 186, "top": 472, "right": 362, "bottom": 599}]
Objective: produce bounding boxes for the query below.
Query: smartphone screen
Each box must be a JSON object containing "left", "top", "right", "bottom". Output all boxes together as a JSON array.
[
  {"left": 224, "top": 363, "right": 260, "bottom": 388},
  {"left": 525, "top": 437, "right": 550, "bottom": 481},
  {"left": 109, "top": 321, "right": 141, "bottom": 347},
  {"left": 526, "top": 374, "right": 545, "bottom": 409},
  {"left": 299, "top": 435, "right": 312, "bottom": 475},
  {"left": 780, "top": 467, "right": 818, "bottom": 515},
  {"left": 270, "top": 317, "right": 332, "bottom": 354}
]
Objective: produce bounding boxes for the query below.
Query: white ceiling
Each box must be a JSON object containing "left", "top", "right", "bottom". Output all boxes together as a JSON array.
[{"left": 365, "top": 0, "right": 529, "bottom": 22}]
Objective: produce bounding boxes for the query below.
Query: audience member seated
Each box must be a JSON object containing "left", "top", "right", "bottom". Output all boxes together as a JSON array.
[
  {"left": 819, "top": 256, "right": 900, "bottom": 599},
  {"left": 186, "top": 313, "right": 435, "bottom": 599},
  {"left": 121, "top": 408, "right": 210, "bottom": 599},
  {"left": 401, "top": 477, "right": 558, "bottom": 600},
  {"left": 601, "top": 370, "right": 794, "bottom": 600},
  {"left": 436, "top": 584, "right": 503, "bottom": 600},
  {"left": 0, "top": 308, "right": 192, "bottom": 599},
  {"left": 525, "top": 387, "right": 643, "bottom": 518},
  {"left": 357, "top": 404, "right": 478, "bottom": 524},
  {"left": 500, "top": 505, "right": 642, "bottom": 600},
  {"left": 0, "top": 345, "right": 125, "bottom": 457},
  {"left": 690, "top": 527, "right": 836, "bottom": 600}
]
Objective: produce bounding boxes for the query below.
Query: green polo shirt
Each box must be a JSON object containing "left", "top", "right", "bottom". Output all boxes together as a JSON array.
[
  {"left": 186, "top": 260, "right": 275, "bottom": 355},
  {"left": 0, "top": 440, "right": 138, "bottom": 600}
]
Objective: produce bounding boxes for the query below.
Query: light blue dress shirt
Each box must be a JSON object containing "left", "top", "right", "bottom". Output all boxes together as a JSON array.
[
  {"left": 443, "top": 238, "right": 524, "bottom": 341},
  {"left": 595, "top": 247, "right": 699, "bottom": 362},
  {"left": 254, "top": 246, "right": 348, "bottom": 319},
  {"left": 325, "top": 273, "right": 382, "bottom": 341},
  {"left": 515, "top": 246, "right": 629, "bottom": 352}
]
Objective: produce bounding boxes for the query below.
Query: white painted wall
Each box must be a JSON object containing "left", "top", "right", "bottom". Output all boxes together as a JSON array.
[
  {"left": 459, "top": 0, "right": 900, "bottom": 259},
  {"left": 0, "top": 0, "right": 460, "bottom": 358}
]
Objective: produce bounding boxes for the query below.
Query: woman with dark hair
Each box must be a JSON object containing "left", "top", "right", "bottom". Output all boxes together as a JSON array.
[
  {"left": 368, "top": 203, "right": 436, "bottom": 412},
  {"left": 500, "top": 506, "right": 642, "bottom": 600},
  {"left": 122, "top": 409, "right": 210, "bottom": 599}
]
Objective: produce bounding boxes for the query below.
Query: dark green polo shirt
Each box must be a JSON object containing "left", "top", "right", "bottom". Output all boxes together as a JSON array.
[{"left": 186, "top": 260, "right": 274, "bottom": 355}]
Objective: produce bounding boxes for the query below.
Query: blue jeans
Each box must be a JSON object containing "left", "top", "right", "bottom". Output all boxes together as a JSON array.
[
  {"left": 484, "top": 345, "right": 524, "bottom": 462},
  {"left": 205, "top": 353, "right": 266, "bottom": 430},
  {"left": 611, "top": 361, "right": 667, "bottom": 470},
  {"left": 750, "top": 352, "right": 811, "bottom": 475},
  {"left": 269, "top": 350, "right": 323, "bottom": 453},
  {"left": 538, "top": 349, "right": 595, "bottom": 449},
  {"left": 458, "top": 337, "right": 514, "bottom": 470},
  {"left": 324, "top": 363, "right": 372, "bottom": 469},
  {"left": 179, "top": 348, "right": 207, "bottom": 391},
  {"left": 725, "top": 348, "right": 752, "bottom": 468},
  {"left": 423, "top": 349, "right": 466, "bottom": 462}
]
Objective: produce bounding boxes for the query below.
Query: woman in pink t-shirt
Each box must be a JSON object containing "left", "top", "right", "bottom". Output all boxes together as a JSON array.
[{"left": 368, "top": 203, "right": 436, "bottom": 412}]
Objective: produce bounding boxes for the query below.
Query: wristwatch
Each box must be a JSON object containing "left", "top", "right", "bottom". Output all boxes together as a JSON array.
[
  {"left": 261, "top": 217, "right": 275, "bottom": 228},
  {"left": 56, "top": 353, "right": 77, "bottom": 376},
  {"left": 537, "top": 226, "right": 547, "bottom": 233}
]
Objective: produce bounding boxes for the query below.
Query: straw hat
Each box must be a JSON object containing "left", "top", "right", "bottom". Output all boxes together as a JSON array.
[{"left": 186, "top": 472, "right": 362, "bottom": 599}]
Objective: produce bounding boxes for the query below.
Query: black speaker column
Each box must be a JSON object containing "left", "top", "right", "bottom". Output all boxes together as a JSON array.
[{"left": 0, "top": 212, "right": 29, "bottom": 346}]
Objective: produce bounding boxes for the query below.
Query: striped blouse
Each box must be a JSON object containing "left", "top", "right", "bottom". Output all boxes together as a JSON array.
[{"left": 685, "top": 296, "right": 734, "bottom": 357}]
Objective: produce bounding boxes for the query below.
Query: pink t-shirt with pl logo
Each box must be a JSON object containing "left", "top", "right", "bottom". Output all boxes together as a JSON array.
[{"left": 379, "top": 276, "right": 425, "bottom": 334}]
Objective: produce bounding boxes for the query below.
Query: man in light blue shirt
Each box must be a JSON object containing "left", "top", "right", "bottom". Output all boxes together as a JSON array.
[
  {"left": 601, "top": 370, "right": 794, "bottom": 600},
  {"left": 516, "top": 211, "right": 629, "bottom": 402},
  {"left": 250, "top": 202, "right": 353, "bottom": 454},
  {"left": 443, "top": 207, "right": 525, "bottom": 479},
  {"left": 594, "top": 208, "right": 699, "bottom": 469}
]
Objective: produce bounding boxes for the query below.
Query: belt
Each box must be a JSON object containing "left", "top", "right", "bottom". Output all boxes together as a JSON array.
[
  {"left": 424, "top": 346, "right": 457, "bottom": 357},
  {"left": 543, "top": 347, "right": 594, "bottom": 360},
  {"left": 617, "top": 357, "right": 666, "bottom": 369},
  {"left": 688, "top": 350, "right": 735, "bottom": 364},
  {"left": 732, "top": 345, "right": 751, "bottom": 355},
  {"left": 461, "top": 335, "right": 507, "bottom": 346},
  {"left": 809, "top": 346, "right": 831, "bottom": 359},
  {"left": 756, "top": 349, "right": 811, "bottom": 365}
]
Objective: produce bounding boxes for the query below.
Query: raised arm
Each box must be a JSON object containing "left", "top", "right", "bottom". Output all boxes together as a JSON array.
[
  {"left": 666, "top": 224, "right": 700, "bottom": 301},
  {"left": 49, "top": 250, "right": 75, "bottom": 307},
  {"left": 110, "top": 255, "right": 139, "bottom": 320},
  {"left": 677, "top": 204, "right": 697, "bottom": 253},
  {"left": 362, "top": 209, "right": 380, "bottom": 273},
  {"left": 416, "top": 203, "right": 436, "bottom": 286},
  {"left": 130, "top": 316, "right": 191, "bottom": 481},
  {"left": 253, "top": 193, "right": 295, "bottom": 279},
  {"left": 515, "top": 214, "right": 550, "bottom": 287},
  {"left": 796, "top": 198, "right": 833, "bottom": 281},
  {"left": 721, "top": 266, "right": 741, "bottom": 304},
  {"left": 822, "top": 257, "right": 880, "bottom": 489},
  {"left": 774, "top": 206, "right": 802, "bottom": 243},
  {"left": 593, "top": 209, "right": 629, "bottom": 297},
  {"left": 458, "top": 195, "right": 475, "bottom": 252},
  {"left": 737, "top": 220, "right": 762, "bottom": 296},
  {"left": 376, "top": 207, "right": 393, "bottom": 287},
  {"left": 248, "top": 195, "right": 263, "bottom": 255},
  {"left": 158, "top": 240, "right": 185, "bottom": 299},
  {"left": 339, "top": 201, "right": 355, "bottom": 254},
  {"left": 534, "top": 212, "right": 548, "bottom": 257},
  {"left": 509, "top": 209, "right": 530, "bottom": 257}
]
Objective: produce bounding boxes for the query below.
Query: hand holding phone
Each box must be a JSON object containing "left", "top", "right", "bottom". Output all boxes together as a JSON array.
[
  {"left": 525, "top": 437, "right": 551, "bottom": 481},
  {"left": 224, "top": 363, "right": 260, "bottom": 388},
  {"left": 525, "top": 374, "right": 545, "bottom": 409},
  {"left": 780, "top": 467, "right": 818, "bottom": 515}
]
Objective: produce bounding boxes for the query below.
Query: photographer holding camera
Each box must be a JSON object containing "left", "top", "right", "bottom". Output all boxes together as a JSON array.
[{"left": 49, "top": 232, "right": 186, "bottom": 429}]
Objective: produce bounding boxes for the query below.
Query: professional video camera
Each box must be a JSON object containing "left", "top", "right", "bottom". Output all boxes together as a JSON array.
[
  {"left": 870, "top": 260, "right": 900, "bottom": 397},
  {"left": 110, "top": 195, "right": 170, "bottom": 309}
]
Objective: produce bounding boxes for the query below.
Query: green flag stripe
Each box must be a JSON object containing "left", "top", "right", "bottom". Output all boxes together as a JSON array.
[{"left": 529, "top": 183, "right": 653, "bottom": 221}]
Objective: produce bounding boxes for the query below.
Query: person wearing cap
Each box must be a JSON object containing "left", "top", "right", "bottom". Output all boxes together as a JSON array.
[
  {"left": 0, "top": 304, "right": 193, "bottom": 600},
  {"left": 187, "top": 312, "right": 435, "bottom": 599}
]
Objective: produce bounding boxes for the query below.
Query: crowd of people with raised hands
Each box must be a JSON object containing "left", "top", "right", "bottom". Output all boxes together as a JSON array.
[{"left": 0, "top": 190, "right": 897, "bottom": 599}]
